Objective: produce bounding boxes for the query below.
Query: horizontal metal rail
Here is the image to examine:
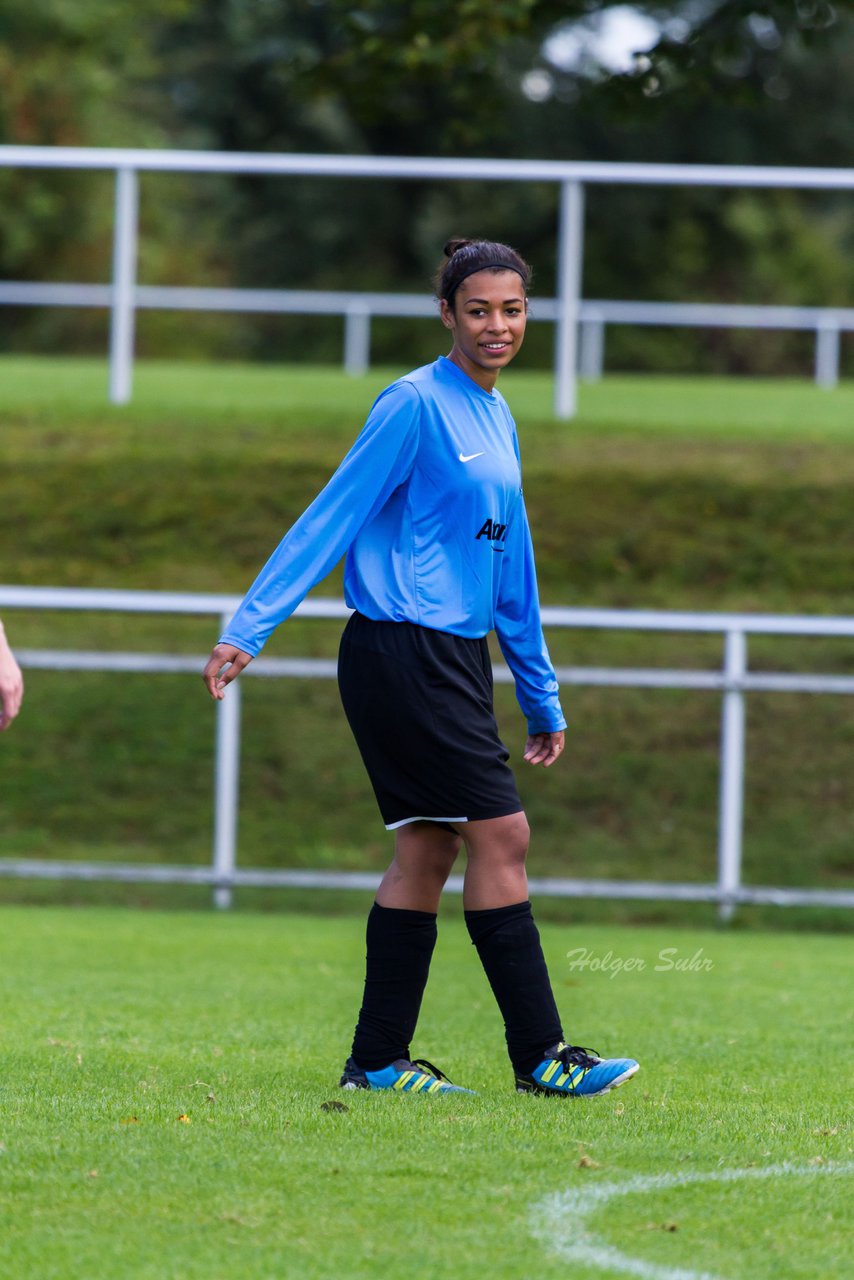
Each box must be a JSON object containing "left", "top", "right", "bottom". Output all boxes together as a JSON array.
[
  {"left": 6, "top": 585, "right": 854, "bottom": 635},
  {"left": 14, "top": 650, "right": 854, "bottom": 696},
  {"left": 3, "top": 146, "right": 854, "bottom": 188},
  {"left": 0, "top": 283, "right": 849, "bottom": 387},
  {"left": 0, "top": 858, "right": 850, "bottom": 909},
  {"left": 5, "top": 283, "right": 852, "bottom": 331},
  {"left": 1, "top": 585, "right": 853, "bottom": 915}
]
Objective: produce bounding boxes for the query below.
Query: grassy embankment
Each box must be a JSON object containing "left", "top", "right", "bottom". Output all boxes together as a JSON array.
[{"left": 1, "top": 357, "right": 853, "bottom": 925}]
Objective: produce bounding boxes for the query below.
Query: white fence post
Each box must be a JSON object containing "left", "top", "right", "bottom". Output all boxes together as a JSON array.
[
  {"left": 717, "top": 629, "right": 747, "bottom": 921},
  {"left": 815, "top": 319, "right": 840, "bottom": 389},
  {"left": 554, "top": 179, "right": 585, "bottom": 419},
  {"left": 344, "top": 303, "right": 371, "bottom": 375},
  {"left": 108, "top": 166, "right": 139, "bottom": 405},
  {"left": 212, "top": 634, "right": 241, "bottom": 909},
  {"left": 579, "top": 313, "right": 605, "bottom": 381}
]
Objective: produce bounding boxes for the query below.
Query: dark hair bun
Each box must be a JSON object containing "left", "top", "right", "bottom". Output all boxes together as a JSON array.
[{"left": 443, "top": 238, "right": 475, "bottom": 258}]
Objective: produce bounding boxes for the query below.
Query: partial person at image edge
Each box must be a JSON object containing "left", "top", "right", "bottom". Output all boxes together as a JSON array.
[
  {"left": 0, "top": 618, "right": 24, "bottom": 732},
  {"left": 202, "top": 237, "right": 639, "bottom": 1100}
]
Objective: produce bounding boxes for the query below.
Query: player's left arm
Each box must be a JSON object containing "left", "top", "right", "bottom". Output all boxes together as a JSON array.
[
  {"left": 494, "top": 499, "right": 566, "bottom": 764},
  {"left": 523, "top": 730, "right": 565, "bottom": 768}
]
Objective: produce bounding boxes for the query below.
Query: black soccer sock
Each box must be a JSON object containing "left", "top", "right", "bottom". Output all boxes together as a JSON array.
[
  {"left": 350, "top": 902, "right": 438, "bottom": 1071},
  {"left": 465, "top": 900, "right": 563, "bottom": 1077}
]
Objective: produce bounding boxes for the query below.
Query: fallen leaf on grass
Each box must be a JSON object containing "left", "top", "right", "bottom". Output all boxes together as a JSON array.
[
  {"left": 578, "top": 1155, "right": 600, "bottom": 1169},
  {"left": 643, "top": 1222, "right": 679, "bottom": 1232},
  {"left": 812, "top": 1127, "right": 838, "bottom": 1136},
  {"left": 120, "top": 1116, "right": 139, "bottom": 1124},
  {"left": 177, "top": 1114, "right": 191, "bottom": 1124},
  {"left": 320, "top": 1100, "right": 349, "bottom": 1113},
  {"left": 221, "top": 1213, "right": 260, "bottom": 1229}
]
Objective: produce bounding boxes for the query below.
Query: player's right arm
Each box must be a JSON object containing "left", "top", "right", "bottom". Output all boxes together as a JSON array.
[{"left": 201, "top": 382, "right": 421, "bottom": 696}]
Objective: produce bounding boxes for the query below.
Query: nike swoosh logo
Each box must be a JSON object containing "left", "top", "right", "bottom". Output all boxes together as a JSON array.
[{"left": 459, "top": 451, "right": 485, "bottom": 463}]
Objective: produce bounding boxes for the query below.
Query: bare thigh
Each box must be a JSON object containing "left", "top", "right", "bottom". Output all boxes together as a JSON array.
[{"left": 453, "top": 811, "right": 531, "bottom": 910}]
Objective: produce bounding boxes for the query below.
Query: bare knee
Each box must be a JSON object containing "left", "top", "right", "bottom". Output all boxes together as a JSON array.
[
  {"left": 505, "top": 810, "right": 531, "bottom": 854},
  {"left": 458, "top": 812, "right": 531, "bottom": 909},
  {"left": 493, "top": 812, "right": 530, "bottom": 864},
  {"left": 459, "top": 811, "right": 530, "bottom": 869}
]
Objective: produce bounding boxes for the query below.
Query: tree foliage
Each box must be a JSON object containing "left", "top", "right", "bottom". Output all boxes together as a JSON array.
[
  {"left": 144, "top": 1, "right": 853, "bottom": 156},
  {"left": 0, "top": 0, "right": 852, "bottom": 369}
]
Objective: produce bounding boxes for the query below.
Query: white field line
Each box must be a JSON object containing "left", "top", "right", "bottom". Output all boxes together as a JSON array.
[{"left": 530, "top": 1160, "right": 854, "bottom": 1280}]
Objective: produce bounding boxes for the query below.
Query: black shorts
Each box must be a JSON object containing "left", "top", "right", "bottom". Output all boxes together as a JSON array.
[{"left": 337, "top": 612, "right": 523, "bottom": 830}]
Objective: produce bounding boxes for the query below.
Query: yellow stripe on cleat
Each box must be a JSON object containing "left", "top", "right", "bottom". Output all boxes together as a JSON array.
[
  {"left": 411, "top": 1075, "right": 430, "bottom": 1092},
  {"left": 427, "top": 1080, "right": 443, "bottom": 1093},
  {"left": 541, "top": 1060, "right": 561, "bottom": 1084},
  {"left": 394, "top": 1071, "right": 414, "bottom": 1090}
]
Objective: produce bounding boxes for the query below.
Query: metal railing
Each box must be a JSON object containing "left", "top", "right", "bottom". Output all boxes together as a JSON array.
[
  {"left": 576, "top": 300, "right": 852, "bottom": 389},
  {"left": 1, "top": 146, "right": 854, "bottom": 414},
  {"left": 2, "top": 584, "right": 853, "bottom": 917},
  {"left": 1, "top": 282, "right": 849, "bottom": 390}
]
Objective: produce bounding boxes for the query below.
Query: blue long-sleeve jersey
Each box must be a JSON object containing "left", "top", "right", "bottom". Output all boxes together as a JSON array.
[{"left": 220, "top": 355, "right": 566, "bottom": 734}]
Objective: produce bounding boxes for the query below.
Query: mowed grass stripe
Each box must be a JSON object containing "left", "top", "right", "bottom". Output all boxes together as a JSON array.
[
  {"left": 0, "top": 905, "right": 851, "bottom": 1279},
  {"left": 3, "top": 355, "right": 854, "bottom": 440}
]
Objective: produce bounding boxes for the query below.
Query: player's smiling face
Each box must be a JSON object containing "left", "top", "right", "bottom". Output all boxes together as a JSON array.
[{"left": 440, "top": 270, "right": 528, "bottom": 392}]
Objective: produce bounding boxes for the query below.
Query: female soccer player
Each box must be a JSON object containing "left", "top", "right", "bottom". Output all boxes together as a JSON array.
[{"left": 203, "top": 238, "right": 638, "bottom": 1099}]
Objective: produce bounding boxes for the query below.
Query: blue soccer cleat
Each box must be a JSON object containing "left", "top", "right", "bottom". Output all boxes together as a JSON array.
[
  {"left": 515, "top": 1042, "right": 639, "bottom": 1098},
  {"left": 339, "top": 1056, "right": 475, "bottom": 1095}
]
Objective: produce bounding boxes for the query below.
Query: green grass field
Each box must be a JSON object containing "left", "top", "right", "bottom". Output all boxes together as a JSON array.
[{"left": 1, "top": 904, "right": 851, "bottom": 1280}]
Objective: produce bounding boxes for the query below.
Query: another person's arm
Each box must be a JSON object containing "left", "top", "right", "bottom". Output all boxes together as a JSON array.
[{"left": 0, "top": 619, "right": 24, "bottom": 731}]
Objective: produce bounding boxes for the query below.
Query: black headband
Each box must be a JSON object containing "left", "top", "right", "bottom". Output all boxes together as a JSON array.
[{"left": 448, "top": 261, "right": 527, "bottom": 296}]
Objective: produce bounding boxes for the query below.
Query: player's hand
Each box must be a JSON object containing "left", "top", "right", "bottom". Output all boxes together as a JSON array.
[
  {"left": 523, "top": 730, "right": 565, "bottom": 768},
  {"left": 202, "top": 644, "right": 253, "bottom": 700}
]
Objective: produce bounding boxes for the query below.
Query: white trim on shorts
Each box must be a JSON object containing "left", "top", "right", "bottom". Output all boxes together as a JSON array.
[{"left": 384, "top": 815, "right": 468, "bottom": 830}]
